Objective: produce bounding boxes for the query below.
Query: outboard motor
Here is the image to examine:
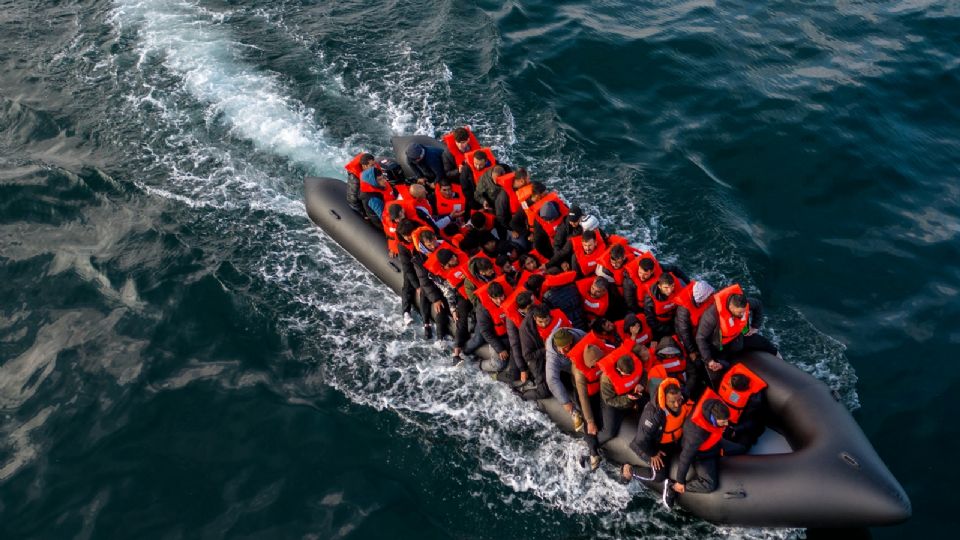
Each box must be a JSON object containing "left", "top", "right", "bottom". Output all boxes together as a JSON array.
[{"left": 377, "top": 156, "right": 405, "bottom": 186}]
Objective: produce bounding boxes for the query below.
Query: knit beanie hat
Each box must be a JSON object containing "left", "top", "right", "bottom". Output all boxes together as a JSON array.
[{"left": 693, "top": 281, "right": 715, "bottom": 304}]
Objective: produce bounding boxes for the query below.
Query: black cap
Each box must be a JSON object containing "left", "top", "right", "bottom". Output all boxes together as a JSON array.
[{"left": 568, "top": 205, "right": 584, "bottom": 222}]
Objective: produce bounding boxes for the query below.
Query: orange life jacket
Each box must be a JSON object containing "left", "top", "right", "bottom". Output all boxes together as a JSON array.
[
  {"left": 381, "top": 200, "right": 422, "bottom": 255},
  {"left": 464, "top": 147, "right": 496, "bottom": 181},
  {"left": 675, "top": 281, "right": 714, "bottom": 329},
  {"left": 441, "top": 127, "right": 480, "bottom": 166},
  {"left": 656, "top": 377, "right": 693, "bottom": 444},
  {"left": 576, "top": 277, "right": 609, "bottom": 320},
  {"left": 568, "top": 331, "right": 618, "bottom": 397},
  {"left": 570, "top": 234, "right": 607, "bottom": 276},
  {"left": 536, "top": 309, "right": 571, "bottom": 341},
  {"left": 714, "top": 284, "right": 750, "bottom": 345},
  {"left": 689, "top": 391, "right": 727, "bottom": 452},
  {"left": 475, "top": 277, "right": 514, "bottom": 337},
  {"left": 624, "top": 251, "right": 663, "bottom": 300},
  {"left": 542, "top": 270, "right": 578, "bottom": 292},
  {"left": 434, "top": 183, "right": 467, "bottom": 216},
  {"left": 494, "top": 172, "right": 523, "bottom": 214},
  {"left": 614, "top": 318, "right": 653, "bottom": 348},
  {"left": 347, "top": 153, "right": 390, "bottom": 196},
  {"left": 598, "top": 341, "right": 645, "bottom": 395},
  {"left": 717, "top": 363, "right": 767, "bottom": 423},
  {"left": 595, "top": 235, "right": 636, "bottom": 288},
  {"left": 648, "top": 273, "right": 682, "bottom": 323},
  {"left": 424, "top": 248, "right": 480, "bottom": 298},
  {"left": 648, "top": 336, "right": 687, "bottom": 380},
  {"left": 528, "top": 193, "right": 569, "bottom": 237}
]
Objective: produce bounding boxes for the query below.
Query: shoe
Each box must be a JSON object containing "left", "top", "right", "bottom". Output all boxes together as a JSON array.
[
  {"left": 511, "top": 378, "right": 528, "bottom": 389},
  {"left": 589, "top": 455, "right": 601, "bottom": 471},
  {"left": 663, "top": 480, "right": 678, "bottom": 509},
  {"left": 452, "top": 348, "right": 464, "bottom": 367},
  {"left": 403, "top": 312, "right": 414, "bottom": 326},
  {"left": 571, "top": 410, "right": 584, "bottom": 433},
  {"left": 423, "top": 324, "right": 433, "bottom": 340}
]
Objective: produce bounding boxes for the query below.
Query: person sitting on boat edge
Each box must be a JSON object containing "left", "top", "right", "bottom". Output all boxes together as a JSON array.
[
  {"left": 675, "top": 280, "right": 715, "bottom": 399},
  {"left": 666, "top": 397, "right": 731, "bottom": 506},
  {"left": 715, "top": 363, "right": 768, "bottom": 455},
  {"left": 546, "top": 328, "right": 588, "bottom": 432},
  {"left": 504, "top": 290, "right": 536, "bottom": 387},
  {"left": 475, "top": 164, "right": 511, "bottom": 211},
  {"left": 356, "top": 153, "right": 390, "bottom": 223},
  {"left": 471, "top": 279, "right": 513, "bottom": 375},
  {"left": 570, "top": 344, "right": 610, "bottom": 471},
  {"left": 517, "top": 304, "right": 571, "bottom": 401},
  {"left": 695, "top": 284, "right": 779, "bottom": 388},
  {"left": 595, "top": 342, "right": 649, "bottom": 462},
  {"left": 408, "top": 228, "right": 450, "bottom": 340},
  {"left": 406, "top": 142, "right": 448, "bottom": 187},
  {"left": 623, "top": 377, "right": 692, "bottom": 483}
]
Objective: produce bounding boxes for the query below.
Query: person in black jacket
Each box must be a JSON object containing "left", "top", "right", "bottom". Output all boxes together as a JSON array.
[
  {"left": 495, "top": 167, "right": 529, "bottom": 231},
  {"left": 675, "top": 281, "right": 715, "bottom": 399},
  {"left": 644, "top": 273, "right": 687, "bottom": 340},
  {"left": 624, "top": 381, "right": 686, "bottom": 482},
  {"left": 623, "top": 257, "right": 691, "bottom": 313},
  {"left": 695, "top": 293, "right": 778, "bottom": 388},
  {"left": 722, "top": 373, "right": 767, "bottom": 455},
  {"left": 668, "top": 399, "right": 730, "bottom": 504},
  {"left": 408, "top": 229, "right": 450, "bottom": 340},
  {"left": 517, "top": 303, "right": 555, "bottom": 400},
  {"left": 506, "top": 291, "right": 536, "bottom": 386},
  {"left": 406, "top": 143, "right": 447, "bottom": 186},
  {"left": 471, "top": 281, "right": 510, "bottom": 374},
  {"left": 545, "top": 205, "right": 584, "bottom": 269}
]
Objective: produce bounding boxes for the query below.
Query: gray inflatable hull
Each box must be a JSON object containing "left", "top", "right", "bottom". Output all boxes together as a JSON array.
[{"left": 304, "top": 167, "right": 910, "bottom": 528}]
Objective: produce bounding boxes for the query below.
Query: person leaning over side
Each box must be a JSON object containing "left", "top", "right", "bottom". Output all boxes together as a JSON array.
[{"left": 545, "top": 328, "right": 588, "bottom": 432}]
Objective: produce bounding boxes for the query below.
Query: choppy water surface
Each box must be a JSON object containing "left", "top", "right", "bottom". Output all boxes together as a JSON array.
[{"left": 0, "top": 1, "right": 956, "bottom": 538}]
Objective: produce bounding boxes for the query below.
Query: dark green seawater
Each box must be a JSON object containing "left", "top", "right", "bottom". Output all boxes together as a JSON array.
[{"left": 0, "top": 0, "right": 955, "bottom": 537}]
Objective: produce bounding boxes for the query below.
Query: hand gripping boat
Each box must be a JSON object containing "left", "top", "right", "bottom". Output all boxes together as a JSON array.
[{"left": 303, "top": 135, "right": 910, "bottom": 528}]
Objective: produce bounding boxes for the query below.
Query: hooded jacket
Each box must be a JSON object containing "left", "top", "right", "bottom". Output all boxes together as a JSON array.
[{"left": 672, "top": 398, "right": 726, "bottom": 484}]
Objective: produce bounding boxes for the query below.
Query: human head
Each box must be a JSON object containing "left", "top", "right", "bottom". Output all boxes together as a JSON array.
[
  {"left": 552, "top": 328, "right": 575, "bottom": 354},
  {"left": 436, "top": 248, "right": 458, "bottom": 269},
  {"left": 693, "top": 281, "right": 715, "bottom": 305},
  {"left": 452, "top": 127, "right": 471, "bottom": 151},
  {"left": 418, "top": 229, "right": 437, "bottom": 250},
  {"left": 663, "top": 383, "right": 682, "bottom": 412},
  {"left": 488, "top": 281, "right": 506, "bottom": 305},
  {"left": 590, "top": 317, "right": 613, "bottom": 336},
  {"left": 583, "top": 344, "right": 604, "bottom": 368},
  {"left": 491, "top": 165, "right": 505, "bottom": 179},
  {"left": 513, "top": 167, "right": 529, "bottom": 188},
  {"left": 438, "top": 179, "right": 455, "bottom": 199},
  {"left": 408, "top": 183, "right": 427, "bottom": 200},
  {"left": 387, "top": 203, "right": 404, "bottom": 222},
  {"left": 609, "top": 244, "right": 626, "bottom": 269},
  {"left": 524, "top": 274, "right": 545, "bottom": 295},
  {"left": 539, "top": 201, "right": 560, "bottom": 222},
  {"left": 709, "top": 401, "right": 731, "bottom": 427},
  {"left": 729, "top": 373, "right": 751, "bottom": 392},
  {"left": 472, "top": 151, "right": 489, "bottom": 170},
  {"left": 637, "top": 258, "right": 656, "bottom": 281},
  {"left": 360, "top": 153, "right": 376, "bottom": 169},
  {"left": 530, "top": 181, "right": 547, "bottom": 200},
  {"left": 530, "top": 304, "right": 552, "bottom": 327},
  {"left": 568, "top": 205, "right": 584, "bottom": 224},
  {"left": 469, "top": 212, "right": 487, "bottom": 230},
  {"left": 615, "top": 355, "right": 635, "bottom": 376},
  {"left": 728, "top": 293, "right": 748, "bottom": 318},
  {"left": 581, "top": 230, "right": 597, "bottom": 254},
  {"left": 657, "top": 273, "right": 676, "bottom": 296},
  {"left": 624, "top": 312, "right": 642, "bottom": 336},
  {"left": 473, "top": 256, "right": 495, "bottom": 278},
  {"left": 589, "top": 277, "right": 607, "bottom": 299},
  {"left": 406, "top": 143, "right": 426, "bottom": 163},
  {"left": 516, "top": 291, "right": 535, "bottom": 312},
  {"left": 521, "top": 255, "right": 540, "bottom": 272}
]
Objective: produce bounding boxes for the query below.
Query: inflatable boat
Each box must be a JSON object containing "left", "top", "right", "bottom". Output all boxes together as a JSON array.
[{"left": 303, "top": 135, "right": 911, "bottom": 528}]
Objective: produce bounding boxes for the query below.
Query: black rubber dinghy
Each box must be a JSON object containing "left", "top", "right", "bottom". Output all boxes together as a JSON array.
[{"left": 303, "top": 136, "right": 910, "bottom": 528}]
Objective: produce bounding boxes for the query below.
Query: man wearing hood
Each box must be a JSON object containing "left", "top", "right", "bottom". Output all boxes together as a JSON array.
[
  {"left": 675, "top": 280, "right": 715, "bottom": 398},
  {"left": 406, "top": 143, "right": 448, "bottom": 187},
  {"left": 624, "top": 378, "right": 692, "bottom": 483},
  {"left": 667, "top": 398, "right": 731, "bottom": 505}
]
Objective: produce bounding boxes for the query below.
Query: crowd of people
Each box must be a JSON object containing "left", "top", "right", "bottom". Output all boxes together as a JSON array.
[{"left": 344, "top": 127, "right": 781, "bottom": 506}]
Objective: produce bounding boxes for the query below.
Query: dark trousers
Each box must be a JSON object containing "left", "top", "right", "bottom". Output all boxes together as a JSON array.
[
  {"left": 583, "top": 396, "right": 625, "bottom": 457},
  {"left": 681, "top": 456, "right": 718, "bottom": 493},
  {"left": 707, "top": 334, "right": 779, "bottom": 388},
  {"left": 454, "top": 296, "right": 473, "bottom": 348}
]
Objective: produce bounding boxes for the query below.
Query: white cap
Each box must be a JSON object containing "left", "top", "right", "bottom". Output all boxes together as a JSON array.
[
  {"left": 693, "top": 281, "right": 715, "bottom": 304},
  {"left": 581, "top": 215, "right": 599, "bottom": 231}
]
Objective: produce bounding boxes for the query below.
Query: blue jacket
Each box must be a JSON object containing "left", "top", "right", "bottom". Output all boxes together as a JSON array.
[{"left": 410, "top": 146, "right": 447, "bottom": 184}]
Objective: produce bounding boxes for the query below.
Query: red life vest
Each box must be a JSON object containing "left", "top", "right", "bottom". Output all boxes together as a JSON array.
[
  {"left": 536, "top": 309, "right": 571, "bottom": 341},
  {"left": 624, "top": 251, "right": 663, "bottom": 300},
  {"left": 424, "top": 248, "right": 479, "bottom": 298},
  {"left": 382, "top": 199, "right": 429, "bottom": 255},
  {"left": 475, "top": 277, "right": 514, "bottom": 337},
  {"left": 570, "top": 235, "right": 607, "bottom": 276},
  {"left": 714, "top": 284, "right": 750, "bottom": 345},
  {"left": 598, "top": 341, "right": 645, "bottom": 395},
  {"left": 614, "top": 318, "right": 653, "bottom": 348},
  {"left": 441, "top": 127, "right": 480, "bottom": 166},
  {"left": 568, "top": 332, "right": 618, "bottom": 397},
  {"left": 648, "top": 273, "right": 682, "bottom": 323},
  {"left": 392, "top": 185, "right": 433, "bottom": 217},
  {"left": 494, "top": 172, "right": 521, "bottom": 213},
  {"left": 576, "top": 277, "right": 609, "bottom": 319},
  {"left": 656, "top": 377, "right": 693, "bottom": 444},
  {"left": 675, "top": 281, "right": 714, "bottom": 329},
  {"left": 648, "top": 337, "right": 687, "bottom": 380},
  {"left": 689, "top": 391, "right": 727, "bottom": 452},
  {"left": 433, "top": 183, "right": 467, "bottom": 216},
  {"left": 464, "top": 147, "right": 496, "bottom": 181},
  {"left": 595, "top": 236, "right": 636, "bottom": 288},
  {"left": 717, "top": 363, "right": 767, "bottom": 423},
  {"left": 542, "top": 271, "right": 577, "bottom": 291},
  {"left": 347, "top": 153, "right": 390, "bottom": 196}
]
